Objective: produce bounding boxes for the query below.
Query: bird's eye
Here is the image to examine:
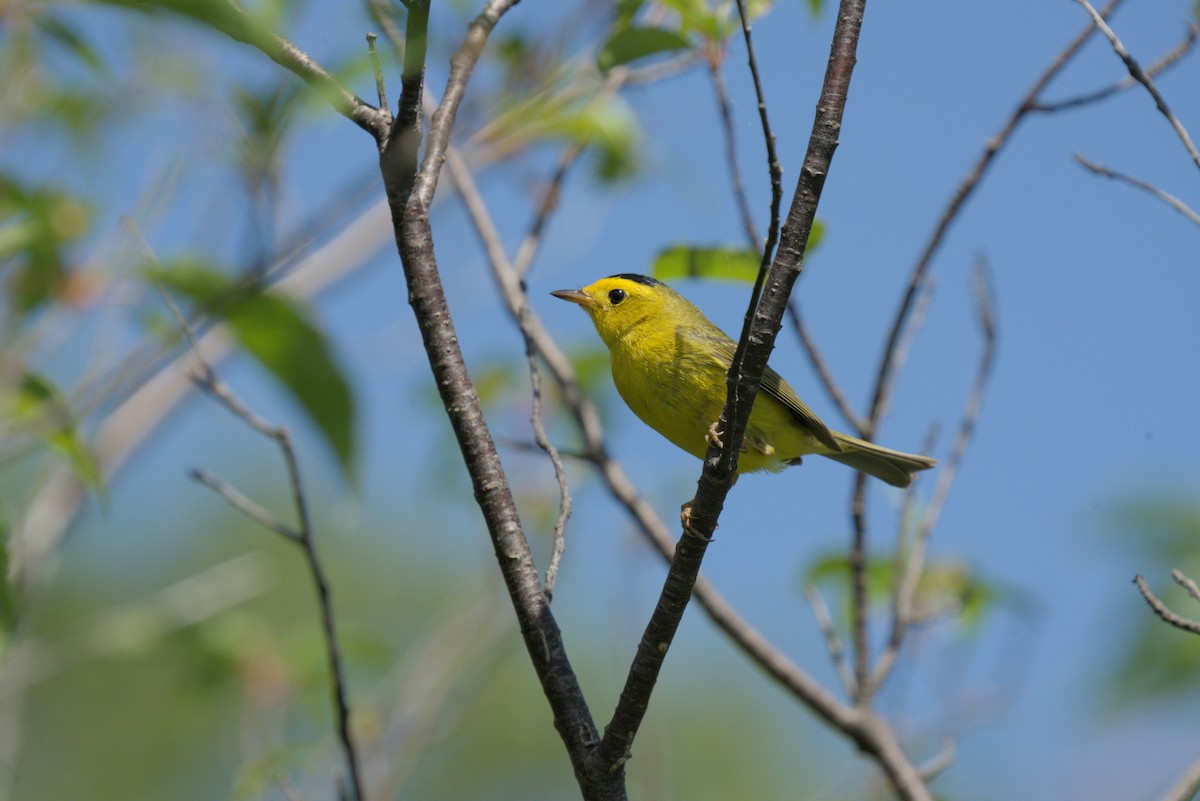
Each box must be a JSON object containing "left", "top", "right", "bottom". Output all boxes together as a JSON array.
[{"left": 608, "top": 288, "right": 627, "bottom": 305}]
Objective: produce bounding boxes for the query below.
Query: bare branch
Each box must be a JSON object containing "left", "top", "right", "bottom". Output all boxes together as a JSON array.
[
  {"left": 1074, "top": 0, "right": 1200, "bottom": 172},
  {"left": 216, "top": 0, "right": 387, "bottom": 138},
  {"left": 871, "top": 262, "right": 997, "bottom": 694},
  {"left": 788, "top": 301, "right": 869, "bottom": 435},
  {"left": 440, "top": 143, "right": 573, "bottom": 596},
  {"left": 1134, "top": 574, "right": 1200, "bottom": 636},
  {"left": 734, "top": 0, "right": 784, "bottom": 269},
  {"left": 157, "top": 289, "right": 367, "bottom": 801},
  {"left": 593, "top": 0, "right": 888, "bottom": 784},
  {"left": 1074, "top": 154, "right": 1200, "bottom": 228},
  {"left": 366, "top": 33, "right": 390, "bottom": 118},
  {"left": 865, "top": 0, "right": 1121, "bottom": 436},
  {"left": 707, "top": 52, "right": 760, "bottom": 249},
  {"left": 1173, "top": 569, "right": 1200, "bottom": 605},
  {"left": 380, "top": 4, "right": 617, "bottom": 796},
  {"left": 189, "top": 468, "right": 302, "bottom": 543},
  {"left": 1159, "top": 754, "right": 1200, "bottom": 801},
  {"left": 916, "top": 739, "right": 957, "bottom": 782},
  {"left": 1032, "top": 23, "right": 1200, "bottom": 113},
  {"left": 804, "top": 584, "right": 858, "bottom": 698}
]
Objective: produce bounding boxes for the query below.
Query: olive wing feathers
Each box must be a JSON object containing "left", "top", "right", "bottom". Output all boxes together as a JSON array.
[{"left": 687, "top": 330, "right": 842, "bottom": 453}]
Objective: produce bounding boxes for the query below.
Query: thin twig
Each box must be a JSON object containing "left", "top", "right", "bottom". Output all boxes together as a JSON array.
[
  {"left": 1074, "top": 154, "right": 1200, "bottom": 228},
  {"left": 1158, "top": 754, "right": 1200, "bottom": 801},
  {"left": 804, "top": 584, "right": 858, "bottom": 698},
  {"left": 916, "top": 739, "right": 957, "bottom": 781},
  {"left": 366, "top": 33, "right": 390, "bottom": 119},
  {"left": 870, "top": 263, "right": 997, "bottom": 695},
  {"left": 707, "top": 49, "right": 761, "bottom": 250},
  {"left": 734, "top": 0, "right": 784, "bottom": 269},
  {"left": 217, "top": 0, "right": 387, "bottom": 138},
  {"left": 1134, "top": 575, "right": 1200, "bottom": 636},
  {"left": 157, "top": 291, "right": 367, "bottom": 801},
  {"left": 788, "top": 300, "right": 869, "bottom": 435},
  {"left": 849, "top": 0, "right": 1119, "bottom": 712},
  {"left": 1173, "top": 569, "right": 1200, "bottom": 605},
  {"left": 189, "top": 468, "right": 302, "bottom": 543},
  {"left": 865, "top": 0, "right": 1121, "bottom": 436},
  {"left": 441, "top": 142, "right": 573, "bottom": 596},
  {"left": 1074, "top": 0, "right": 1200, "bottom": 172},
  {"left": 1032, "top": 23, "right": 1200, "bottom": 113}
]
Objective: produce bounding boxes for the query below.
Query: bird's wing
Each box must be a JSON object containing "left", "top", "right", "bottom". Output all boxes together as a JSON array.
[{"left": 699, "top": 333, "right": 842, "bottom": 452}]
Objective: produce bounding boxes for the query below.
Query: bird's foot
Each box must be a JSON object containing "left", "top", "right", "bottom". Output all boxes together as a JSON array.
[
  {"left": 705, "top": 421, "right": 724, "bottom": 450},
  {"left": 679, "top": 501, "right": 715, "bottom": 542}
]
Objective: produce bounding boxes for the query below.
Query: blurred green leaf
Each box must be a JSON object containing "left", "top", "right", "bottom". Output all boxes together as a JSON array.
[
  {"left": 805, "top": 552, "right": 1007, "bottom": 633},
  {"left": 0, "top": 174, "right": 90, "bottom": 314},
  {"left": 150, "top": 262, "right": 357, "bottom": 479},
  {"left": 597, "top": 26, "right": 693, "bottom": 72},
  {"left": 33, "top": 13, "right": 108, "bottom": 75},
  {"left": 484, "top": 78, "right": 641, "bottom": 181},
  {"left": 2, "top": 371, "right": 104, "bottom": 493},
  {"left": 805, "top": 0, "right": 825, "bottom": 18},
  {"left": 652, "top": 245, "right": 760, "bottom": 283}
]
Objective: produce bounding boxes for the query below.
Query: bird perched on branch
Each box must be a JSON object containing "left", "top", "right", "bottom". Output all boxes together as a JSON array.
[{"left": 552, "top": 274, "right": 936, "bottom": 488}]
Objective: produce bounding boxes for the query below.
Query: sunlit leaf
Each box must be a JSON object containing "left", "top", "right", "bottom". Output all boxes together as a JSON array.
[
  {"left": 652, "top": 245, "right": 760, "bottom": 283},
  {"left": 805, "top": 0, "right": 825, "bottom": 18},
  {"left": 597, "top": 26, "right": 693, "bottom": 72},
  {"left": 150, "top": 263, "right": 357, "bottom": 479}
]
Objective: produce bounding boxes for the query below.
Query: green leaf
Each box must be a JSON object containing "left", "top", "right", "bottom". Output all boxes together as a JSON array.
[
  {"left": 150, "top": 263, "right": 357, "bottom": 479},
  {"left": 0, "top": 174, "right": 90, "bottom": 314},
  {"left": 652, "top": 245, "right": 761, "bottom": 283},
  {"left": 2, "top": 371, "right": 104, "bottom": 493},
  {"left": 597, "top": 26, "right": 693, "bottom": 72},
  {"left": 33, "top": 14, "right": 108, "bottom": 74},
  {"left": 805, "top": 0, "right": 825, "bottom": 18}
]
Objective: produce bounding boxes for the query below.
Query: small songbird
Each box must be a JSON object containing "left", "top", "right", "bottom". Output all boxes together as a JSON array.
[{"left": 551, "top": 273, "right": 936, "bottom": 487}]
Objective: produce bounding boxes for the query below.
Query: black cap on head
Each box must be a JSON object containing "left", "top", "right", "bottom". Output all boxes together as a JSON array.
[{"left": 605, "top": 273, "right": 663, "bottom": 286}]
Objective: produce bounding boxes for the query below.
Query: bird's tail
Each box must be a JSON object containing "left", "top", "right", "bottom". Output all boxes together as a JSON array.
[{"left": 822, "top": 433, "right": 937, "bottom": 488}]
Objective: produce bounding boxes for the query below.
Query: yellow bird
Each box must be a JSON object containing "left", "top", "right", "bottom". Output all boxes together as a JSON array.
[{"left": 551, "top": 274, "right": 936, "bottom": 487}]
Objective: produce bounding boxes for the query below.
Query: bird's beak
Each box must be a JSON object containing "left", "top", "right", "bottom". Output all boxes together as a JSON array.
[{"left": 550, "top": 288, "right": 598, "bottom": 308}]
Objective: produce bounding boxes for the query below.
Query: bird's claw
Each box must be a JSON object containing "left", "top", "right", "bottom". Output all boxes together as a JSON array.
[
  {"left": 680, "top": 501, "right": 715, "bottom": 542},
  {"left": 705, "top": 421, "right": 724, "bottom": 450}
]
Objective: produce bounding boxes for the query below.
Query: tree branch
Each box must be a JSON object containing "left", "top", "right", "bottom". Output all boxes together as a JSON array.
[
  {"left": 1074, "top": 0, "right": 1200, "bottom": 172},
  {"left": 1159, "top": 754, "right": 1200, "bottom": 801},
  {"left": 593, "top": 0, "right": 879, "bottom": 779},
  {"left": 1031, "top": 22, "right": 1199, "bottom": 113},
  {"left": 216, "top": 0, "right": 388, "bottom": 139},
  {"left": 378, "top": 3, "right": 622, "bottom": 798},
  {"left": 1074, "top": 154, "right": 1200, "bottom": 228},
  {"left": 1134, "top": 574, "right": 1200, "bottom": 636}
]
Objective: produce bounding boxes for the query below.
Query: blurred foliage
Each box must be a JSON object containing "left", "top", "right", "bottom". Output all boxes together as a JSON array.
[
  {"left": 0, "top": 371, "right": 103, "bottom": 493},
  {"left": 0, "top": 173, "right": 90, "bottom": 315},
  {"left": 7, "top": 498, "right": 824, "bottom": 801},
  {"left": 805, "top": 550, "right": 1022, "bottom": 636},
  {"left": 149, "top": 261, "right": 358, "bottom": 479},
  {"left": 1106, "top": 499, "right": 1200, "bottom": 708}
]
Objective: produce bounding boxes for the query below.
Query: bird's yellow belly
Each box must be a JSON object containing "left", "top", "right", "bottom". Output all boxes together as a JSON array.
[{"left": 610, "top": 345, "right": 828, "bottom": 473}]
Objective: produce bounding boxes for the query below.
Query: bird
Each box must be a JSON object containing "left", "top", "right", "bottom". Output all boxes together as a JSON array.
[{"left": 551, "top": 273, "right": 936, "bottom": 488}]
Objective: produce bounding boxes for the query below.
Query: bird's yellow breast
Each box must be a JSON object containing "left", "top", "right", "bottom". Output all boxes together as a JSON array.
[{"left": 607, "top": 321, "right": 828, "bottom": 473}]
